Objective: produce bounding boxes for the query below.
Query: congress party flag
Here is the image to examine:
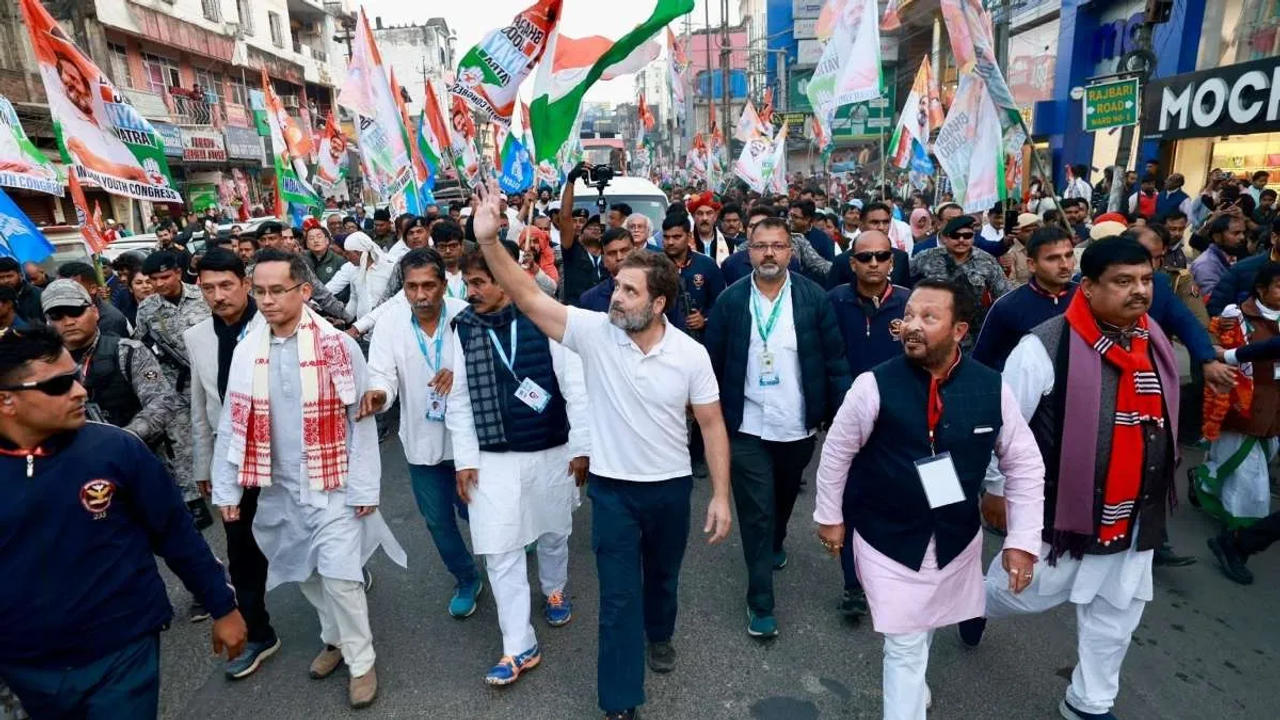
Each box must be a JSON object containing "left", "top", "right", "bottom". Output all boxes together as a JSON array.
[
  {"left": 889, "top": 56, "right": 944, "bottom": 169},
  {"left": 0, "top": 95, "right": 62, "bottom": 196},
  {"left": 0, "top": 189, "right": 55, "bottom": 263},
  {"left": 530, "top": 0, "right": 690, "bottom": 165},
  {"left": 67, "top": 172, "right": 109, "bottom": 254},
  {"left": 315, "top": 111, "right": 348, "bottom": 189},
  {"left": 448, "top": 94, "right": 483, "bottom": 189},
  {"left": 734, "top": 99, "right": 772, "bottom": 143},
  {"left": 807, "top": 0, "right": 883, "bottom": 131},
  {"left": 765, "top": 120, "right": 789, "bottom": 195},
  {"left": 940, "top": 0, "right": 1017, "bottom": 114},
  {"left": 338, "top": 8, "right": 412, "bottom": 201},
  {"left": 733, "top": 133, "right": 774, "bottom": 193},
  {"left": 451, "top": 0, "right": 563, "bottom": 127},
  {"left": 419, "top": 80, "right": 452, "bottom": 185},
  {"left": 390, "top": 69, "right": 432, "bottom": 213},
  {"left": 498, "top": 132, "right": 536, "bottom": 195},
  {"left": 667, "top": 28, "right": 690, "bottom": 110},
  {"left": 933, "top": 73, "right": 1004, "bottom": 214},
  {"left": 19, "top": 0, "right": 180, "bottom": 203},
  {"left": 261, "top": 70, "right": 321, "bottom": 208}
]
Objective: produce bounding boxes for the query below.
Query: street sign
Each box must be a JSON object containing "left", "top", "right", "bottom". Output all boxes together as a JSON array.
[{"left": 1083, "top": 78, "right": 1139, "bottom": 132}]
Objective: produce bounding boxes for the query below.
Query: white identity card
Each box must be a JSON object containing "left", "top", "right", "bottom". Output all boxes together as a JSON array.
[{"left": 914, "top": 452, "right": 966, "bottom": 509}]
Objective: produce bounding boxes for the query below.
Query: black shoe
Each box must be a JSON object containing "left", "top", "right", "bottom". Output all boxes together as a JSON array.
[
  {"left": 189, "top": 601, "right": 211, "bottom": 623},
  {"left": 646, "top": 640, "right": 675, "bottom": 674},
  {"left": 187, "top": 498, "right": 214, "bottom": 531},
  {"left": 1186, "top": 467, "right": 1201, "bottom": 508},
  {"left": 1153, "top": 543, "right": 1197, "bottom": 567},
  {"left": 838, "top": 588, "right": 868, "bottom": 619},
  {"left": 958, "top": 617, "right": 987, "bottom": 648},
  {"left": 1207, "top": 534, "right": 1254, "bottom": 585},
  {"left": 604, "top": 710, "right": 637, "bottom": 720}
]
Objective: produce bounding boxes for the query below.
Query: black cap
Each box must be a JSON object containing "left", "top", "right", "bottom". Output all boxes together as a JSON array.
[
  {"left": 571, "top": 208, "right": 589, "bottom": 219},
  {"left": 141, "top": 249, "right": 183, "bottom": 275},
  {"left": 256, "top": 221, "right": 283, "bottom": 238},
  {"left": 373, "top": 208, "right": 392, "bottom": 222},
  {"left": 942, "top": 216, "right": 978, "bottom": 237},
  {"left": 0, "top": 257, "right": 19, "bottom": 273}
]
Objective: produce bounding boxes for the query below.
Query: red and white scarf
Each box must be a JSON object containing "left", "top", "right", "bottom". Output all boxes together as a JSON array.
[
  {"left": 1063, "top": 291, "right": 1164, "bottom": 546},
  {"left": 226, "top": 305, "right": 357, "bottom": 491}
]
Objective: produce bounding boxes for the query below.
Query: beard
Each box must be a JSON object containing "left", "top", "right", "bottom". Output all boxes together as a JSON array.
[
  {"left": 754, "top": 262, "right": 784, "bottom": 281},
  {"left": 609, "top": 301, "right": 656, "bottom": 333},
  {"left": 903, "top": 332, "right": 956, "bottom": 369}
]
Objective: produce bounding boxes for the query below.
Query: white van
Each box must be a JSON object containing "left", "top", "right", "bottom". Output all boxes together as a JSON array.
[{"left": 570, "top": 176, "right": 670, "bottom": 231}]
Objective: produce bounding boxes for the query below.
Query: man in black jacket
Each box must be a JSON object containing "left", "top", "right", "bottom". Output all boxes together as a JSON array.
[
  {"left": 0, "top": 257, "right": 42, "bottom": 323},
  {"left": 0, "top": 325, "right": 244, "bottom": 718},
  {"left": 705, "top": 217, "right": 852, "bottom": 639}
]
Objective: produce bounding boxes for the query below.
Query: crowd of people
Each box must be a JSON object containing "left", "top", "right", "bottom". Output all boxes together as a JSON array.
[{"left": 0, "top": 160, "right": 1277, "bottom": 720}]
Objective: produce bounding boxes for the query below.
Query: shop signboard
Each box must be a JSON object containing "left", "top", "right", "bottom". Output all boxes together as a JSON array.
[
  {"left": 187, "top": 183, "right": 219, "bottom": 213},
  {"left": 223, "top": 125, "right": 264, "bottom": 161},
  {"left": 152, "top": 121, "right": 184, "bottom": 157},
  {"left": 181, "top": 126, "right": 228, "bottom": 163},
  {"left": 793, "top": 0, "right": 823, "bottom": 19},
  {"left": 785, "top": 69, "right": 897, "bottom": 139},
  {"left": 1141, "top": 55, "right": 1280, "bottom": 142},
  {"left": 794, "top": 17, "right": 818, "bottom": 39},
  {"left": 1083, "top": 78, "right": 1139, "bottom": 132},
  {"left": 797, "top": 39, "right": 823, "bottom": 67}
]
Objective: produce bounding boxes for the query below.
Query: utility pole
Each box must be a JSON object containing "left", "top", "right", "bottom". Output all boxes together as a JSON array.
[
  {"left": 719, "top": 0, "right": 731, "bottom": 154},
  {"left": 703, "top": 0, "right": 713, "bottom": 136},
  {"left": 993, "top": 0, "right": 1011, "bottom": 75},
  {"left": 1107, "top": 1, "right": 1165, "bottom": 211},
  {"left": 333, "top": 16, "right": 356, "bottom": 61}
]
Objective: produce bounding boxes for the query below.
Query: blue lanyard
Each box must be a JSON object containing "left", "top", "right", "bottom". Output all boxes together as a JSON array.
[
  {"left": 749, "top": 279, "right": 789, "bottom": 347},
  {"left": 486, "top": 323, "right": 518, "bottom": 379},
  {"left": 411, "top": 307, "right": 446, "bottom": 372}
]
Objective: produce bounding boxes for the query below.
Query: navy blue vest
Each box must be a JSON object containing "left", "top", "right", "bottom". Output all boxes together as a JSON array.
[
  {"left": 845, "top": 355, "right": 1003, "bottom": 570},
  {"left": 1155, "top": 189, "right": 1188, "bottom": 220},
  {"left": 456, "top": 314, "right": 570, "bottom": 453}
]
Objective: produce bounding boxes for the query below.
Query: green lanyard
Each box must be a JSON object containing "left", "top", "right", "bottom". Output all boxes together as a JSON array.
[{"left": 750, "top": 280, "right": 788, "bottom": 348}]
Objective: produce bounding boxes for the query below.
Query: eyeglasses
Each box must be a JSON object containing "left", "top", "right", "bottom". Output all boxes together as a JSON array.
[
  {"left": 0, "top": 370, "right": 81, "bottom": 396},
  {"left": 45, "top": 305, "right": 89, "bottom": 322},
  {"left": 251, "top": 282, "right": 305, "bottom": 300},
  {"left": 748, "top": 242, "right": 791, "bottom": 253},
  {"left": 853, "top": 251, "right": 894, "bottom": 263},
  {"left": 950, "top": 232, "right": 975, "bottom": 240}
]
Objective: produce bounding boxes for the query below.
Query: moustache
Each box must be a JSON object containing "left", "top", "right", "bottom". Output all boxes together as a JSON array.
[{"left": 903, "top": 332, "right": 926, "bottom": 344}]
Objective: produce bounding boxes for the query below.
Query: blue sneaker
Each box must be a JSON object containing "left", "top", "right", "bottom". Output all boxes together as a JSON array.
[
  {"left": 544, "top": 590, "right": 572, "bottom": 626},
  {"left": 449, "top": 578, "right": 484, "bottom": 619},
  {"left": 1059, "top": 698, "right": 1118, "bottom": 720},
  {"left": 225, "top": 634, "right": 282, "bottom": 680},
  {"left": 484, "top": 644, "right": 541, "bottom": 686},
  {"left": 746, "top": 608, "right": 778, "bottom": 638}
]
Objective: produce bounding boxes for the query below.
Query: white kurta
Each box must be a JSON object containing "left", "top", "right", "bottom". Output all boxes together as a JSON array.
[
  {"left": 211, "top": 331, "right": 407, "bottom": 590},
  {"left": 444, "top": 330, "right": 590, "bottom": 555}
]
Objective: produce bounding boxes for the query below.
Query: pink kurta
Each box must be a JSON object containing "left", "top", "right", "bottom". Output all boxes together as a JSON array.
[{"left": 814, "top": 371, "right": 1045, "bottom": 634}]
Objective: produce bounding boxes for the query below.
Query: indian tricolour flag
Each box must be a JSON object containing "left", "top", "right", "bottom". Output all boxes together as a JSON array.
[
  {"left": 530, "top": 0, "right": 690, "bottom": 164},
  {"left": 418, "top": 80, "right": 451, "bottom": 188}
]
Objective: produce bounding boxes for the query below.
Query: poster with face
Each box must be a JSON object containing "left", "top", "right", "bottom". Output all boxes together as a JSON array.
[{"left": 20, "top": 0, "right": 179, "bottom": 202}]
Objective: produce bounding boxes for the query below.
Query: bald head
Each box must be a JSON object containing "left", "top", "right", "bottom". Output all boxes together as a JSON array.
[{"left": 852, "top": 230, "right": 890, "bottom": 253}]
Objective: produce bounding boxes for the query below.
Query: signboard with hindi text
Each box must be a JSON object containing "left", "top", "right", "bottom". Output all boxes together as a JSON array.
[
  {"left": 1083, "top": 78, "right": 1139, "bottom": 132},
  {"left": 181, "top": 126, "right": 228, "bottom": 162}
]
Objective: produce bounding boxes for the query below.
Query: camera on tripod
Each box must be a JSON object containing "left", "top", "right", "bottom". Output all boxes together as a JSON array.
[{"left": 584, "top": 164, "right": 614, "bottom": 188}]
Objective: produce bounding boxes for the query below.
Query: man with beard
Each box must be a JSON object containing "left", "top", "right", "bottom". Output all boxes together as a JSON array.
[
  {"left": 360, "top": 248, "right": 483, "bottom": 621},
  {"left": 968, "top": 238, "right": 1184, "bottom": 720},
  {"left": 442, "top": 244, "right": 589, "bottom": 686},
  {"left": 689, "top": 192, "right": 733, "bottom": 265},
  {"left": 814, "top": 279, "right": 1044, "bottom": 720},
  {"left": 973, "top": 226, "right": 1078, "bottom": 371},
  {"left": 662, "top": 214, "right": 724, "bottom": 344},
  {"left": 183, "top": 249, "right": 281, "bottom": 679},
  {"left": 577, "top": 229, "right": 685, "bottom": 329},
  {"left": 468, "top": 179, "right": 731, "bottom": 720},
  {"left": 826, "top": 229, "right": 913, "bottom": 619},
  {"left": 1191, "top": 214, "right": 1247, "bottom": 298},
  {"left": 722, "top": 206, "right": 802, "bottom": 286},
  {"left": 705, "top": 217, "right": 851, "bottom": 638}
]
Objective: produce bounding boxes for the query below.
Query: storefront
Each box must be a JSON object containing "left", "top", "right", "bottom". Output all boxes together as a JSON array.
[{"left": 1152, "top": 0, "right": 1280, "bottom": 190}]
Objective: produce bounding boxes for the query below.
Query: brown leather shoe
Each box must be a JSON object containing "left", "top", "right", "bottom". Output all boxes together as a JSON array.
[
  {"left": 309, "top": 645, "right": 343, "bottom": 679},
  {"left": 349, "top": 666, "right": 377, "bottom": 709}
]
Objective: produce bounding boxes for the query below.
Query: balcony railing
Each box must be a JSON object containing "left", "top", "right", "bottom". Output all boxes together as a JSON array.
[{"left": 167, "top": 91, "right": 222, "bottom": 126}]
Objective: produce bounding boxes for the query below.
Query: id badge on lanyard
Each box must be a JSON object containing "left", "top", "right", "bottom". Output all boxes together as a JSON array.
[
  {"left": 917, "top": 374, "right": 965, "bottom": 508},
  {"left": 752, "top": 282, "right": 787, "bottom": 387},
  {"left": 413, "top": 311, "right": 448, "bottom": 422},
  {"left": 489, "top": 324, "right": 550, "bottom": 414}
]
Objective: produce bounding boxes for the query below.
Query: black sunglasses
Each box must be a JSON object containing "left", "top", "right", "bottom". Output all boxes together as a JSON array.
[
  {"left": 853, "top": 251, "right": 894, "bottom": 263},
  {"left": 951, "top": 232, "right": 975, "bottom": 240},
  {"left": 45, "top": 305, "right": 89, "bottom": 322},
  {"left": 0, "top": 370, "right": 81, "bottom": 396}
]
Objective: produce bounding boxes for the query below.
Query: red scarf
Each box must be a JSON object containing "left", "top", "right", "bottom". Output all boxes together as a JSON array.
[{"left": 1063, "top": 292, "right": 1165, "bottom": 545}]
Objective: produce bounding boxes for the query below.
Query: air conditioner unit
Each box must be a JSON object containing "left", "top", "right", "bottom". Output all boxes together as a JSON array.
[{"left": 281, "top": 96, "right": 299, "bottom": 109}]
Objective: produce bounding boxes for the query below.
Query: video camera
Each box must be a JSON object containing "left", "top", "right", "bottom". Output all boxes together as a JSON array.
[{"left": 584, "top": 164, "right": 613, "bottom": 215}]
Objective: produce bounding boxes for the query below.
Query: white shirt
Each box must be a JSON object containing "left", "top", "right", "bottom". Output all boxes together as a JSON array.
[
  {"left": 981, "top": 223, "right": 1004, "bottom": 244},
  {"left": 367, "top": 296, "right": 468, "bottom": 466},
  {"left": 445, "top": 269, "right": 467, "bottom": 300},
  {"left": 561, "top": 306, "right": 720, "bottom": 481},
  {"left": 740, "top": 276, "right": 810, "bottom": 441}
]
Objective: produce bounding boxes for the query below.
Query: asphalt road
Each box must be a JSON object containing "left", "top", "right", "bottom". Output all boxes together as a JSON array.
[{"left": 153, "top": 439, "right": 1279, "bottom": 720}]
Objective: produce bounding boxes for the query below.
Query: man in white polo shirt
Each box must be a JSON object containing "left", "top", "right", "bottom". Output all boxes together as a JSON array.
[{"left": 468, "top": 179, "right": 732, "bottom": 720}]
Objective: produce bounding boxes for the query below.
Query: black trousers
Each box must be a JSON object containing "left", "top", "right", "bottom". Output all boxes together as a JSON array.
[
  {"left": 729, "top": 432, "right": 817, "bottom": 614},
  {"left": 1237, "top": 510, "right": 1280, "bottom": 556},
  {"left": 224, "top": 486, "right": 275, "bottom": 643}
]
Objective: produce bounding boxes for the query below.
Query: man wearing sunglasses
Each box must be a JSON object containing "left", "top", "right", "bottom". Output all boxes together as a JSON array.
[
  {"left": 704, "top": 217, "right": 851, "bottom": 639},
  {"left": 43, "top": 278, "right": 182, "bottom": 454},
  {"left": 0, "top": 325, "right": 246, "bottom": 719},
  {"left": 909, "top": 216, "right": 1012, "bottom": 345}
]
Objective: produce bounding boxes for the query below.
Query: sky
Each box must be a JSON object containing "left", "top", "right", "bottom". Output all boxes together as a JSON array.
[{"left": 358, "top": 0, "right": 737, "bottom": 104}]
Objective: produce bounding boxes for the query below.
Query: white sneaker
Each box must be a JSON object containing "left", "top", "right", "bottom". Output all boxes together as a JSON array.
[{"left": 925, "top": 684, "right": 933, "bottom": 712}]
